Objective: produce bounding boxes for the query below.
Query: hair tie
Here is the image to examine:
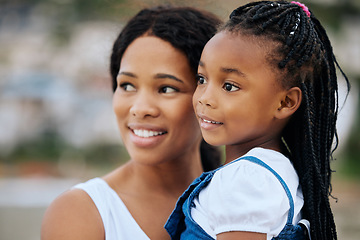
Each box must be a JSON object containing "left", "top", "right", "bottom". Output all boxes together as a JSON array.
[{"left": 291, "top": 1, "right": 311, "bottom": 17}]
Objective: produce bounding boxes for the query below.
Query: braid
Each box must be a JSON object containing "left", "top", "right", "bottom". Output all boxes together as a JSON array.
[{"left": 225, "top": 1, "right": 350, "bottom": 239}]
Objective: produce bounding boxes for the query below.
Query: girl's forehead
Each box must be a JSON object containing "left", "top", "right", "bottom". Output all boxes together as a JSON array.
[
  {"left": 208, "top": 31, "right": 284, "bottom": 69},
  {"left": 210, "top": 31, "right": 275, "bottom": 50},
  {"left": 203, "top": 31, "right": 279, "bottom": 78},
  {"left": 203, "top": 32, "right": 269, "bottom": 61}
]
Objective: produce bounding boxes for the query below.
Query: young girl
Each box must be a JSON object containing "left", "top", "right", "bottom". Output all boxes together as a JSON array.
[{"left": 165, "top": 1, "right": 350, "bottom": 240}]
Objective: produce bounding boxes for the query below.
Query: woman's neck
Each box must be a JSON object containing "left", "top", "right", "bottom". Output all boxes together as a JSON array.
[
  {"left": 105, "top": 152, "right": 203, "bottom": 198},
  {"left": 132, "top": 159, "right": 202, "bottom": 197}
]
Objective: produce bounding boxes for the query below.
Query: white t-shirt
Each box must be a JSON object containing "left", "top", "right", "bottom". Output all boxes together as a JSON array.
[
  {"left": 73, "top": 178, "right": 150, "bottom": 240},
  {"left": 191, "top": 147, "right": 304, "bottom": 240}
]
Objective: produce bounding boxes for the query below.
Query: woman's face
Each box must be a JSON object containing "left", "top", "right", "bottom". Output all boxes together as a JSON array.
[{"left": 113, "top": 36, "right": 202, "bottom": 165}]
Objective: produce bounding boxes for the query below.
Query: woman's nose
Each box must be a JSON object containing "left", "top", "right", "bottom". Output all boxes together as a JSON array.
[{"left": 129, "top": 91, "right": 160, "bottom": 118}]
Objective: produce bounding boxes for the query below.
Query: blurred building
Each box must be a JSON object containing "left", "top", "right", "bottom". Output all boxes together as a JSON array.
[
  {"left": 0, "top": 0, "right": 358, "bottom": 156},
  {"left": 0, "top": 4, "right": 122, "bottom": 156}
]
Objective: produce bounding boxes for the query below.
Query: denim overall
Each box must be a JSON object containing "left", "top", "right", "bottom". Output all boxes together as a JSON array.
[{"left": 165, "top": 156, "right": 309, "bottom": 240}]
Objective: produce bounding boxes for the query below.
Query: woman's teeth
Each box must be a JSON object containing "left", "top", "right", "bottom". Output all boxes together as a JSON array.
[
  {"left": 133, "top": 129, "right": 165, "bottom": 138},
  {"left": 203, "top": 118, "right": 222, "bottom": 124}
]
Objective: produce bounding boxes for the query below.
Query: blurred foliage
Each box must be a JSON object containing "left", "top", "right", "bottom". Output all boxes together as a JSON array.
[
  {"left": 2, "top": 0, "right": 131, "bottom": 21},
  {"left": 1, "top": 0, "right": 359, "bottom": 179},
  {"left": 304, "top": 0, "right": 360, "bottom": 31},
  {"left": 338, "top": 77, "right": 360, "bottom": 179},
  {"left": 303, "top": 0, "right": 360, "bottom": 179},
  {"left": 0, "top": 130, "right": 129, "bottom": 173},
  {"left": 2, "top": 0, "right": 136, "bottom": 46},
  {"left": 4, "top": 130, "right": 66, "bottom": 163}
]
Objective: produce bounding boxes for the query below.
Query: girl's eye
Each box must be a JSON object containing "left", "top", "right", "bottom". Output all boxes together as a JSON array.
[
  {"left": 120, "top": 83, "right": 136, "bottom": 92},
  {"left": 196, "top": 75, "right": 207, "bottom": 85},
  {"left": 159, "top": 86, "right": 178, "bottom": 94},
  {"left": 223, "top": 83, "right": 240, "bottom": 92}
]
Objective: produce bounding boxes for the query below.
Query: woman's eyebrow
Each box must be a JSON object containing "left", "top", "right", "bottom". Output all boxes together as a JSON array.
[
  {"left": 155, "top": 73, "right": 184, "bottom": 83},
  {"left": 118, "top": 71, "right": 137, "bottom": 78}
]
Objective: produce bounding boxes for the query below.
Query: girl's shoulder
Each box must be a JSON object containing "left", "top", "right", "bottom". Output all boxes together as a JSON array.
[
  {"left": 210, "top": 149, "right": 289, "bottom": 198},
  {"left": 217, "top": 147, "right": 297, "bottom": 187},
  {"left": 198, "top": 148, "right": 301, "bottom": 235},
  {"left": 204, "top": 147, "right": 299, "bottom": 214}
]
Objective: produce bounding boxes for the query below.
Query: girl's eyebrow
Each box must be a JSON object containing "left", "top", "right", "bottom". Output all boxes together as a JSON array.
[
  {"left": 199, "top": 60, "right": 246, "bottom": 77},
  {"left": 220, "top": 67, "right": 246, "bottom": 77}
]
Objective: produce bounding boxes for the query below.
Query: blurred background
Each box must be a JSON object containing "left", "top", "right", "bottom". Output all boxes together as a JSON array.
[{"left": 0, "top": 0, "right": 359, "bottom": 239}]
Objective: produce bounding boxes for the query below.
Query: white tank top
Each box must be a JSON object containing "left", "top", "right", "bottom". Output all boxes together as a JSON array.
[{"left": 73, "top": 178, "right": 150, "bottom": 240}]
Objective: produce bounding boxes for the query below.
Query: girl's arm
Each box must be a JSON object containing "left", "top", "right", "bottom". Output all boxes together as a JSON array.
[
  {"left": 41, "top": 188, "right": 104, "bottom": 240},
  {"left": 217, "top": 231, "right": 266, "bottom": 240}
]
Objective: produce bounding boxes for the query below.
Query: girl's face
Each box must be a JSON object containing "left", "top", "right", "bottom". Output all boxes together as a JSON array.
[
  {"left": 113, "top": 36, "right": 202, "bottom": 165},
  {"left": 193, "top": 31, "right": 287, "bottom": 160}
]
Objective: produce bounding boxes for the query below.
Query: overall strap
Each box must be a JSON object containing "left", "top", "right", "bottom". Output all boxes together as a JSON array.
[{"left": 239, "top": 156, "right": 295, "bottom": 224}]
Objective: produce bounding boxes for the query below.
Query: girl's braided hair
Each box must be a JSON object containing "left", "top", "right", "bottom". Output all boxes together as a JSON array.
[{"left": 224, "top": 1, "right": 350, "bottom": 239}]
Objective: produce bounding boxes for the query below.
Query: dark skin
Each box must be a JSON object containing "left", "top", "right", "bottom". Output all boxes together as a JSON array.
[
  {"left": 41, "top": 36, "right": 204, "bottom": 240},
  {"left": 104, "top": 159, "right": 201, "bottom": 240},
  {"left": 193, "top": 31, "right": 302, "bottom": 239},
  {"left": 218, "top": 231, "right": 266, "bottom": 240},
  {"left": 41, "top": 157, "right": 202, "bottom": 240}
]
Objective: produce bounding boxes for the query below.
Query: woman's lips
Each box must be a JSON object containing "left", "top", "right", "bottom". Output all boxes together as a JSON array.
[
  {"left": 133, "top": 129, "right": 166, "bottom": 138},
  {"left": 128, "top": 124, "right": 168, "bottom": 148}
]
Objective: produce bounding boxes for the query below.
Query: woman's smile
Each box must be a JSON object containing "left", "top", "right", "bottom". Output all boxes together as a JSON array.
[
  {"left": 129, "top": 128, "right": 168, "bottom": 148},
  {"left": 127, "top": 122, "right": 168, "bottom": 147},
  {"left": 113, "top": 36, "right": 202, "bottom": 164},
  {"left": 132, "top": 129, "right": 167, "bottom": 138}
]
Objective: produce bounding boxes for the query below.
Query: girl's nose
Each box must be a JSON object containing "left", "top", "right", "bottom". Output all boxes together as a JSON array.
[
  {"left": 196, "top": 85, "right": 217, "bottom": 109},
  {"left": 198, "top": 98, "right": 213, "bottom": 107}
]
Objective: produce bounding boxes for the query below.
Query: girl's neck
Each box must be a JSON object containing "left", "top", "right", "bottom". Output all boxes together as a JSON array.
[{"left": 225, "top": 141, "right": 282, "bottom": 164}]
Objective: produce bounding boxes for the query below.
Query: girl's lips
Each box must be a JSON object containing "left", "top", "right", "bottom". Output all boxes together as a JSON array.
[
  {"left": 197, "top": 115, "right": 223, "bottom": 130},
  {"left": 200, "top": 118, "right": 223, "bottom": 125},
  {"left": 197, "top": 113, "right": 223, "bottom": 124}
]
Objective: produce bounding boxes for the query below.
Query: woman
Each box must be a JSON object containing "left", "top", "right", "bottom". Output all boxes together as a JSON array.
[{"left": 41, "top": 5, "right": 222, "bottom": 240}]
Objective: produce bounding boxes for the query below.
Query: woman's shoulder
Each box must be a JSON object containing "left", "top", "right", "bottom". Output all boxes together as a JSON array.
[{"left": 41, "top": 186, "right": 104, "bottom": 240}]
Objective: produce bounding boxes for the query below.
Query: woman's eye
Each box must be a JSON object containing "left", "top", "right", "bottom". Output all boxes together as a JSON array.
[
  {"left": 159, "top": 86, "right": 178, "bottom": 93},
  {"left": 196, "top": 75, "right": 207, "bottom": 85},
  {"left": 120, "top": 83, "right": 136, "bottom": 92},
  {"left": 223, "top": 83, "right": 240, "bottom": 92}
]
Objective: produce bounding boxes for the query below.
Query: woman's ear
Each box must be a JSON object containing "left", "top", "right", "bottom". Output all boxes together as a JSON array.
[{"left": 275, "top": 87, "right": 302, "bottom": 119}]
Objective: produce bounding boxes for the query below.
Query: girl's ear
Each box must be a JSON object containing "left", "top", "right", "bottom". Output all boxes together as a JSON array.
[{"left": 275, "top": 87, "right": 302, "bottom": 119}]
